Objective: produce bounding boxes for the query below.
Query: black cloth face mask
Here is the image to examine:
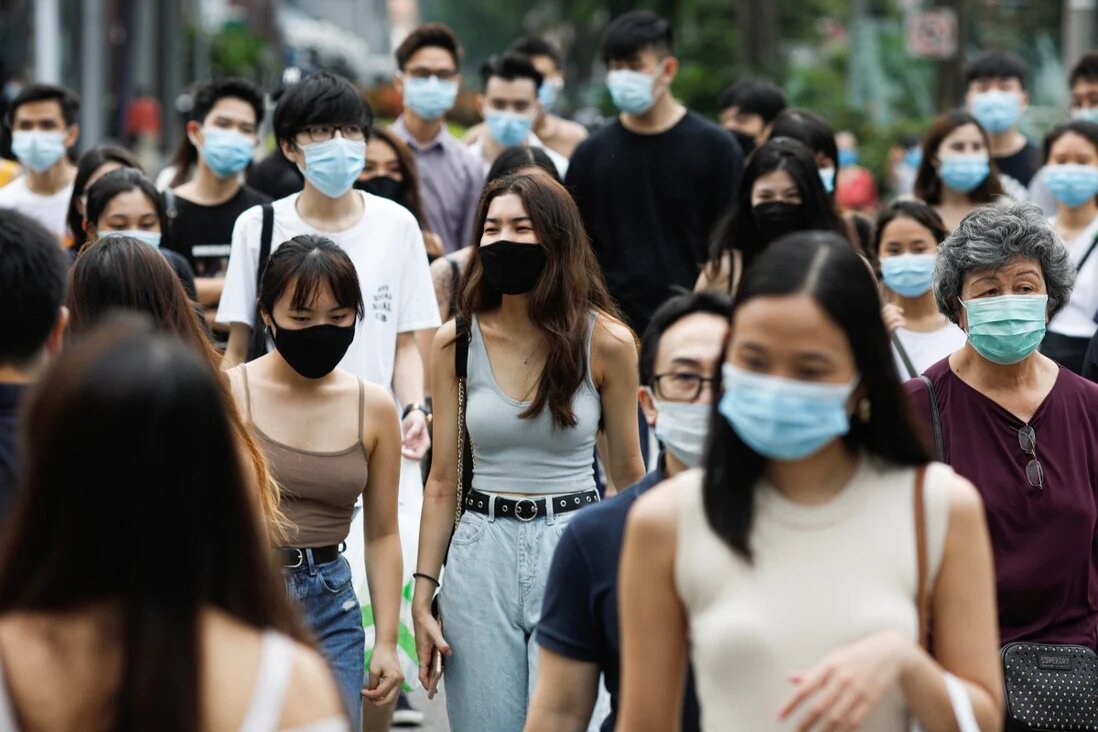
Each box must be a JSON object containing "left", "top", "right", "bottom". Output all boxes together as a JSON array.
[
  {"left": 356, "top": 175, "right": 405, "bottom": 205},
  {"left": 732, "top": 130, "right": 756, "bottom": 157},
  {"left": 753, "top": 201, "right": 807, "bottom": 245},
  {"left": 478, "top": 241, "right": 548, "bottom": 295},
  {"left": 271, "top": 318, "right": 355, "bottom": 379}
]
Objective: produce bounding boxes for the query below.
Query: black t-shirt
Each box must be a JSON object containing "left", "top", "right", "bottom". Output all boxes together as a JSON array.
[
  {"left": 537, "top": 467, "right": 701, "bottom": 732},
  {"left": 161, "top": 248, "right": 198, "bottom": 301},
  {"left": 566, "top": 111, "right": 742, "bottom": 333},
  {"left": 167, "top": 185, "right": 270, "bottom": 275},
  {"left": 0, "top": 383, "right": 27, "bottom": 533},
  {"left": 995, "top": 140, "right": 1039, "bottom": 187},
  {"left": 245, "top": 150, "right": 304, "bottom": 201}
]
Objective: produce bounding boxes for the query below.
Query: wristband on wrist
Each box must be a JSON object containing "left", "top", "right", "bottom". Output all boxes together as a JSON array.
[{"left": 413, "top": 572, "right": 440, "bottom": 587}]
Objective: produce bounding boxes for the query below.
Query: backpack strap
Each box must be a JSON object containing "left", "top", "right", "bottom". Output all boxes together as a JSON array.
[
  {"left": 919, "top": 374, "right": 945, "bottom": 463},
  {"left": 246, "top": 203, "right": 275, "bottom": 362}
]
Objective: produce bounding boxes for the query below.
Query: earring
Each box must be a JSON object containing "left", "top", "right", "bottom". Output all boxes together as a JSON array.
[{"left": 858, "top": 397, "right": 872, "bottom": 423}]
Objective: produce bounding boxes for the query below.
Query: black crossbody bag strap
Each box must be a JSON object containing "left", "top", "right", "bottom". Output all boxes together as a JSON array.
[
  {"left": 246, "top": 203, "right": 275, "bottom": 362},
  {"left": 892, "top": 333, "right": 919, "bottom": 380},
  {"left": 1076, "top": 229, "right": 1098, "bottom": 273},
  {"left": 453, "top": 315, "right": 473, "bottom": 528},
  {"left": 919, "top": 375, "right": 945, "bottom": 463}
]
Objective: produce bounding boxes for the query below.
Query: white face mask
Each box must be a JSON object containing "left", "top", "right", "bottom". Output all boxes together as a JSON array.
[{"left": 651, "top": 395, "right": 711, "bottom": 468}]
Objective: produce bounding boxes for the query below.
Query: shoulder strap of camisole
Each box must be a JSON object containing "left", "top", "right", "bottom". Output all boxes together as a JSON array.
[
  {"left": 357, "top": 379, "right": 366, "bottom": 444},
  {"left": 238, "top": 630, "right": 295, "bottom": 732}
]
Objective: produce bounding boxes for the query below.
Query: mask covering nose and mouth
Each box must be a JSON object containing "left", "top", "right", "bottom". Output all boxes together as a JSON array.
[
  {"left": 478, "top": 241, "right": 548, "bottom": 295},
  {"left": 651, "top": 396, "right": 711, "bottom": 468},
  {"left": 753, "top": 201, "right": 807, "bottom": 245},
  {"left": 270, "top": 318, "right": 356, "bottom": 379}
]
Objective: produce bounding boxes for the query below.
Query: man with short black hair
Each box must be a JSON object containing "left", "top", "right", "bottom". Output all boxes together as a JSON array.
[
  {"left": 717, "top": 78, "right": 787, "bottom": 155},
  {"left": 566, "top": 10, "right": 742, "bottom": 336},
  {"left": 1070, "top": 51, "right": 1098, "bottom": 122},
  {"left": 527, "top": 290, "right": 730, "bottom": 732},
  {"left": 390, "top": 24, "right": 486, "bottom": 253},
  {"left": 963, "top": 50, "right": 1039, "bottom": 186},
  {"left": 168, "top": 77, "right": 271, "bottom": 333},
  {"left": 468, "top": 52, "right": 568, "bottom": 177},
  {"left": 0, "top": 83, "right": 80, "bottom": 244},
  {"left": 0, "top": 209, "right": 69, "bottom": 522}
]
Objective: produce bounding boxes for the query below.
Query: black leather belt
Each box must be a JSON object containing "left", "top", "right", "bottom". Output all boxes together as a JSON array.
[
  {"left": 464, "top": 488, "right": 599, "bottom": 522},
  {"left": 279, "top": 544, "right": 343, "bottom": 568}
]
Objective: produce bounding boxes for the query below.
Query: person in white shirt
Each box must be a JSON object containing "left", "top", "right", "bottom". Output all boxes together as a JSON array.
[
  {"left": 0, "top": 84, "right": 79, "bottom": 246},
  {"left": 876, "top": 200, "right": 967, "bottom": 378},
  {"left": 1039, "top": 119, "right": 1098, "bottom": 374},
  {"left": 217, "top": 72, "right": 440, "bottom": 459},
  {"left": 467, "top": 53, "right": 568, "bottom": 179}
]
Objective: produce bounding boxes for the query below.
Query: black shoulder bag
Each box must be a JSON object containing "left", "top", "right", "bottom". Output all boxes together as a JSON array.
[
  {"left": 453, "top": 314, "right": 474, "bottom": 528},
  {"left": 246, "top": 203, "right": 275, "bottom": 362}
]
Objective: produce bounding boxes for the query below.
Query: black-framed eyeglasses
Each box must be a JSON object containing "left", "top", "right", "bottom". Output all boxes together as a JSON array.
[
  {"left": 296, "top": 124, "right": 366, "bottom": 143},
  {"left": 652, "top": 372, "right": 714, "bottom": 403},
  {"left": 1018, "top": 425, "right": 1044, "bottom": 491}
]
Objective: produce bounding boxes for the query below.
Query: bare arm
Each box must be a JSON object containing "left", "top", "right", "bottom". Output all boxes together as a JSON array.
[
  {"left": 411, "top": 324, "right": 460, "bottom": 688},
  {"left": 524, "top": 649, "right": 601, "bottom": 732},
  {"left": 195, "top": 277, "right": 225, "bottom": 307},
  {"left": 221, "top": 322, "right": 251, "bottom": 371},
  {"left": 360, "top": 386, "right": 405, "bottom": 705},
  {"left": 393, "top": 331, "right": 430, "bottom": 459},
  {"left": 616, "top": 481, "right": 686, "bottom": 732},
  {"left": 593, "top": 318, "right": 645, "bottom": 492}
]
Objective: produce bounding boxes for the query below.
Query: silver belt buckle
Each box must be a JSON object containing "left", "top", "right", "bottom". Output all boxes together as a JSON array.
[
  {"left": 284, "top": 548, "right": 304, "bottom": 568},
  {"left": 514, "top": 498, "right": 539, "bottom": 522}
]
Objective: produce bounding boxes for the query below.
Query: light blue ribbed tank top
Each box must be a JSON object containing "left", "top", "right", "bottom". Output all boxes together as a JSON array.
[{"left": 466, "top": 312, "right": 601, "bottom": 495}]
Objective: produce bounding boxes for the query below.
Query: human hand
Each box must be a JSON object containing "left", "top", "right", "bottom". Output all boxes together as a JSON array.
[
  {"left": 881, "top": 303, "right": 906, "bottom": 335},
  {"left": 401, "top": 411, "right": 430, "bottom": 460},
  {"left": 361, "top": 642, "right": 403, "bottom": 706},
  {"left": 778, "top": 630, "right": 916, "bottom": 731},
  {"left": 412, "top": 608, "right": 450, "bottom": 699}
]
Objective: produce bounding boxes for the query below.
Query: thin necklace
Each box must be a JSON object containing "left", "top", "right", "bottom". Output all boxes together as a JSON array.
[{"left": 492, "top": 314, "right": 540, "bottom": 367}]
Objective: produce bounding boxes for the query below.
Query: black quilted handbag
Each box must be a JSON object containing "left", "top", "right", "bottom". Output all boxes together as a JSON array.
[{"left": 1001, "top": 642, "right": 1098, "bottom": 730}]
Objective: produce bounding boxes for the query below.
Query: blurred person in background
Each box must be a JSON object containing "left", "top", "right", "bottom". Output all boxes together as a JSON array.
[
  {"left": 468, "top": 52, "right": 569, "bottom": 178},
  {"left": 0, "top": 321, "right": 349, "bottom": 732},
  {"left": 0, "top": 83, "right": 79, "bottom": 246},
  {"left": 835, "top": 130, "right": 879, "bottom": 216},
  {"left": 964, "top": 50, "right": 1038, "bottom": 188},
  {"left": 66, "top": 144, "right": 142, "bottom": 254},
  {"left": 915, "top": 111, "right": 1007, "bottom": 232},
  {"left": 0, "top": 210, "right": 68, "bottom": 526},
  {"left": 717, "top": 78, "right": 787, "bottom": 156},
  {"left": 390, "top": 24, "right": 486, "bottom": 255},
  {"left": 888, "top": 133, "right": 922, "bottom": 198}
]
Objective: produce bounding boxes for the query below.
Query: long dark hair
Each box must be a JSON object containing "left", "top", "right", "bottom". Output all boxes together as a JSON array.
[
  {"left": 915, "top": 110, "right": 1004, "bottom": 205},
  {"left": 702, "top": 231, "right": 930, "bottom": 558},
  {"left": 0, "top": 319, "right": 307, "bottom": 732},
  {"left": 707, "top": 137, "right": 847, "bottom": 277},
  {"left": 459, "top": 172, "right": 623, "bottom": 428},
  {"left": 84, "top": 168, "right": 167, "bottom": 247},
  {"left": 68, "top": 236, "right": 284, "bottom": 539},
  {"left": 486, "top": 145, "right": 561, "bottom": 185},
  {"left": 361, "top": 127, "right": 429, "bottom": 230},
  {"left": 868, "top": 200, "right": 949, "bottom": 268},
  {"left": 67, "top": 145, "right": 142, "bottom": 252}
]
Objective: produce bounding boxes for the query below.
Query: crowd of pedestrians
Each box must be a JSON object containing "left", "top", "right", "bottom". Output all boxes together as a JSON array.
[{"left": 2, "top": 7, "right": 1098, "bottom": 732}]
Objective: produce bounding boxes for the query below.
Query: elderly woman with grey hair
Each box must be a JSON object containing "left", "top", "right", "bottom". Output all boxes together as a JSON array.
[{"left": 907, "top": 202, "right": 1098, "bottom": 655}]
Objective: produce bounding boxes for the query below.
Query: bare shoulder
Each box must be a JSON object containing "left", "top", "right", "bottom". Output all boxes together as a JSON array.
[
  {"left": 361, "top": 380, "right": 399, "bottom": 417},
  {"left": 433, "top": 319, "right": 459, "bottom": 353},
  {"left": 557, "top": 117, "right": 589, "bottom": 142},
  {"left": 944, "top": 472, "right": 986, "bottom": 528},
  {"left": 592, "top": 314, "right": 637, "bottom": 356},
  {"left": 278, "top": 641, "right": 346, "bottom": 727},
  {"left": 628, "top": 473, "right": 690, "bottom": 540}
]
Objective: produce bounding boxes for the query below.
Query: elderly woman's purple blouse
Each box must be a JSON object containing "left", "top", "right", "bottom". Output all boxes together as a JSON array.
[{"left": 907, "top": 358, "right": 1098, "bottom": 649}]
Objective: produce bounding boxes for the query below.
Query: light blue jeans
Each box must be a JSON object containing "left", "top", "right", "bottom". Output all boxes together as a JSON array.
[{"left": 439, "top": 495, "right": 580, "bottom": 732}]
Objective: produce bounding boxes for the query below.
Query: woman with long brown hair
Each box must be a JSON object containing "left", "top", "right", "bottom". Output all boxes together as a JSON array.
[
  {"left": 0, "top": 320, "right": 346, "bottom": 731},
  {"left": 67, "top": 235, "right": 284, "bottom": 536},
  {"left": 411, "top": 172, "right": 646, "bottom": 731}
]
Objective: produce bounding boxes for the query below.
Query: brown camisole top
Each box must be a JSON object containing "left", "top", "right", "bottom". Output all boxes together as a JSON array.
[{"left": 242, "top": 367, "right": 369, "bottom": 548}]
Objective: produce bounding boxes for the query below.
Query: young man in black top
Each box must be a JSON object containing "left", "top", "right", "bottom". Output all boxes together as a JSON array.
[
  {"left": 0, "top": 210, "right": 69, "bottom": 528},
  {"left": 717, "top": 78, "right": 788, "bottom": 156},
  {"left": 528, "top": 291, "right": 730, "bottom": 732},
  {"left": 167, "top": 78, "right": 270, "bottom": 333},
  {"left": 565, "top": 10, "right": 742, "bottom": 337},
  {"left": 963, "top": 50, "right": 1039, "bottom": 187}
]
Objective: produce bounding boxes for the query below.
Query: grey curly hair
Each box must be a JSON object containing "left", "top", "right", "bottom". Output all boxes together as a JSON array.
[{"left": 934, "top": 202, "right": 1075, "bottom": 324}]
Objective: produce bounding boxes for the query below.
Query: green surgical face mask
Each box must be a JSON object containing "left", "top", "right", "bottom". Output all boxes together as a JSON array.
[{"left": 961, "top": 294, "right": 1048, "bottom": 365}]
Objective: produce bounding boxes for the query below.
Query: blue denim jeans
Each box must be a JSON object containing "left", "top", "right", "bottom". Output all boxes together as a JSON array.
[
  {"left": 439, "top": 495, "right": 583, "bottom": 732},
  {"left": 284, "top": 552, "right": 364, "bottom": 729}
]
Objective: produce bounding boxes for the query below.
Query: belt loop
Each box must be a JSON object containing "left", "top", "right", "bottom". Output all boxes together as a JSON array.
[
  {"left": 488, "top": 494, "right": 497, "bottom": 522},
  {"left": 545, "top": 493, "right": 556, "bottom": 523},
  {"left": 305, "top": 547, "right": 318, "bottom": 574}
]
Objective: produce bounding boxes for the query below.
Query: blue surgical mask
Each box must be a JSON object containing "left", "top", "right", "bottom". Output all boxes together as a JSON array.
[
  {"left": 300, "top": 138, "right": 366, "bottom": 199},
  {"left": 485, "top": 110, "right": 534, "bottom": 147},
  {"left": 718, "top": 363, "right": 858, "bottom": 461},
  {"left": 651, "top": 395, "right": 710, "bottom": 468},
  {"left": 962, "top": 294, "right": 1048, "bottom": 365},
  {"left": 838, "top": 148, "right": 859, "bottom": 168},
  {"left": 881, "top": 253, "right": 936, "bottom": 298},
  {"left": 1045, "top": 163, "right": 1098, "bottom": 208},
  {"left": 200, "top": 127, "right": 255, "bottom": 178},
  {"left": 969, "top": 90, "right": 1023, "bottom": 133},
  {"left": 11, "top": 130, "right": 66, "bottom": 173},
  {"left": 1072, "top": 107, "right": 1098, "bottom": 125},
  {"left": 607, "top": 66, "right": 662, "bottom": 116},
  {"left": 939, "top": 154, "right": 990, "bottom": 193},
  {"left": 538, "top": 77, "right": 563, "bottom": 110},
  {"left": 819, "top": 167, "right": 836, "bottom": 194},
  {"left": 100, "top": 229, "right": 162, "bottom": 249},
  {"left": 904, "top": 147, "right": 923, "bottom": 170},
  {"left": 403, "top": 76, "right": 458, "bottom": 121}
]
